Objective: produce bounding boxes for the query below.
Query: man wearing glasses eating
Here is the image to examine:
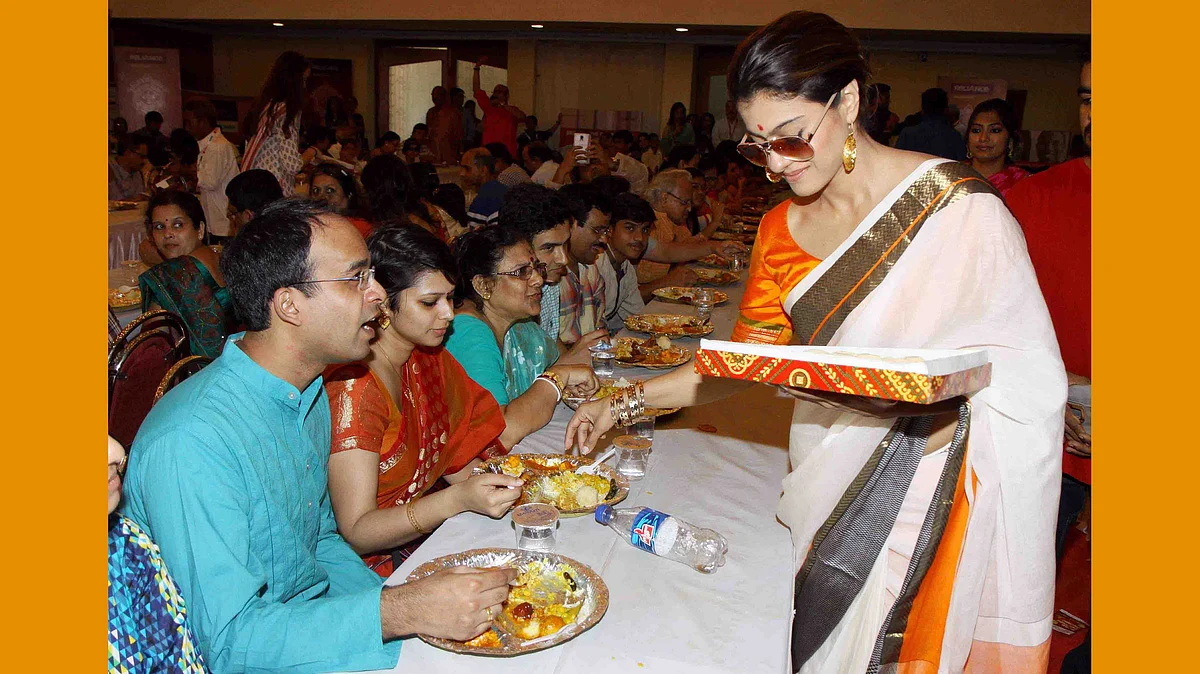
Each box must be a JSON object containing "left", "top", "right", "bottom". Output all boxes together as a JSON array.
[
  {"left": 109, "top": 133, "right": 150, "bottom": 201},
  {"left": 121, "top": 199, "right": 518, "bottom": 672}
]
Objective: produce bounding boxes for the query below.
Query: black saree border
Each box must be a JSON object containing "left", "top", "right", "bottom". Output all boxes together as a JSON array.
[{"left": 789, "top": 162, "right": 1000, "bottom": 348}]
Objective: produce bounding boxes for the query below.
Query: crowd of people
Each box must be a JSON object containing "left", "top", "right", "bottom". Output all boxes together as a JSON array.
[{"left": 109, "top": 10, "right": 1090, "bottom": 674}]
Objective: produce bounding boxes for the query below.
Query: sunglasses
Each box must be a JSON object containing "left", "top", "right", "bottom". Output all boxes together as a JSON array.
[
  {"left": 736, "top": 89, "right": 841, "bottom": 167},
  {"left": 495, "top": 261, "right": 548, "bottom": 281}
]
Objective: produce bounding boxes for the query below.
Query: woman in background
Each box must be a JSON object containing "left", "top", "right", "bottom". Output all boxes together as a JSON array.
[
  {"left": 360, "top": 154, "right": 445, "bottom": 239},
  {"left": 138, "top": 191, "right": 232, "bottom": 358},
  {"left": 309, "top": 163, "right": 371, "bottom": 238},
  {"left": 241, "top": 51, "right": 310, "bottom": 191},
  {"left": 660, "top": 102, "right": 695, "bottom": 156},
  {"left": 965, "top": 98, "right": 1029, "bottom": 197}
]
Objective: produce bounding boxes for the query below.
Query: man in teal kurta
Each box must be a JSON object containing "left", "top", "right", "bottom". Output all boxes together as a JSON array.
[{"left": 122, "top": 199, "right": 515, "bottom": 673}]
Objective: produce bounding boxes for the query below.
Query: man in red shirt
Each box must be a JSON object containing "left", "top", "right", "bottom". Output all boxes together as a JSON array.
[
  {"left": 1006, "top": 61, "right": 1091, "bottom": 563},
  {"left": 472, "top": 56, "right": 526, "bottom": 158}
]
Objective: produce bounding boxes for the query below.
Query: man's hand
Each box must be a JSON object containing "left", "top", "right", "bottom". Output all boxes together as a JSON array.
[
  {"left": 381, "top": 566, "right": 516, "bottom": 641},
  {"left": 711, "top": 241, "right": 748, "bottom": 259},
  {"left": 562, "top": 328, "right": 609, "bottom": 363},
  {"left": 477, "top": 55, "right": 490, "bottom": 67},
  {"left": 1064, "top": 404, "right": 1091, "bottom": 457}
]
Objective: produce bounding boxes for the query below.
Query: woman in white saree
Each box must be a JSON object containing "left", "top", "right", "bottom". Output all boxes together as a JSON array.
[{"left": 566, "top": 11, "right": 1065, "bottom": 674}]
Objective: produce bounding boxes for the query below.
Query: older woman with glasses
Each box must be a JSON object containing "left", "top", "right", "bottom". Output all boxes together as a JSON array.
[
  {"left": 567, "top": 11, "right": 1065, "bottom": 672},
  {"left": 445, "top": 226, "right": 597, "bottom": 447}
]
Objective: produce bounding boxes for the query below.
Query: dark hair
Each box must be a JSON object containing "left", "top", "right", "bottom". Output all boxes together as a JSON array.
[
  {"left": 402, "top": 139, "right": 421, "bottom": 154},
  {"left": 304, "top": 125, "right": 332, "bottom": 147},
  {"left": 612, "top": 129, "right": 634, "bottom": 145},
  {"left": 452, "top": 225, "right": 527, "bottom": 309},
  {"left": 220, "top": 198, "right": 329, "bottom": 331},
  {"left": 685, "top": 167, "right": 705, "bottom": 180},
  {"left": 360, "top": 154, "right": 433, "bottom": 227},
  {"left": 144, "top": 110, "right": 163, "bottom": 125},
  {"left": 145, "top": 190, "right": 206, "bottom": 235},
  {"left": 378, "top": 131, "right": 401, "bottom": 147},
  {"left": 169, "top": 129, "right": 199, "bottom": 165},
  {"left": 610, "top": 192, "right": 655, "bottom": 225},
  {"left": 449, "top": 87, "right": 465, "bottom": 97},
  {"left": 310, "top": 163, "right": 360, "bottom": 213},
  {"left": 407, "top": 162, "right": 441, "bottom": 198},
  {"left": 368, "top": 224, "right": 457, "bottom": 312},
  {"left": 666, "top": 143, "right": 698, "bottom": 168},
  {"left": 526, "top": 115, "right": 539, "bottom": 126},
  {"left": 558, "top": 182, "right": 613, "bottom": 226},
  {"left": 431, "top": 184, "right": 469, "bottom": 228},
  {"left": 225, "top": 169, "right": 284, "bottom": 215},
  {"left": 184, "top": 98, "right": 219, "bottom": 128},
  {"left": 590, "top": 175, "right": 631, "bottom": 202},
  {"left": 117, "top": 133, "right": 149, "bottom": 157},
  {"left": 967, "top": 98, "right": 1021, "bottom": 163},
  {"left": 696, "top": 155, "right": 719, "bottom": 174},
  {"left": 499, "top": 183, "right": 574, "bottom": 239},
  {"left": 325, "top": 95, "right": 347, "bottom": 127},
  {"left": 668, "top": 102, "right": 687, "bottom": 126},
  {"left": 246, "top": 51, "right": 309, "bottom": 140},
  {"left": 484, "top": 142, "right": 514, "bottom": 166},
  {"left": 412, "top": 123, "right": 428, "bottom": 134},
  {"left": 727, "top": 11, "right": 871, "bottom": 124},
  {"left": 874, "top": 82, "right": 891, "bottom": 97},
  {"left": 472, "top": 151, "right": 498, "bottom": 175},
  {"left": 528, "top": 145, "right": 555, "bottom": 163},
  {"left": 921, "top": 88, "right": 949, "bottom": 117}
]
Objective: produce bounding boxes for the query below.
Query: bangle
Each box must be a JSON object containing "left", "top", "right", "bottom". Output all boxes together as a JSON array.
[
  {"left": 407, "top": 497, "right": 427, "bottom": 535},
  {"left": 536, "top": 370, "right": 565, "bottom": 401}
]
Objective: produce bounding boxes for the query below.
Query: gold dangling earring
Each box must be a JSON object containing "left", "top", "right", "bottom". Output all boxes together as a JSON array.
[
  {"left": 376, "top": 311, "right": 392, "bottom": 331},
  {"left": 765, "top": 169, "right": 783, "bottom": 183},
  {"left": 842, "top": 128, "right": 857, "bottom": 173}
]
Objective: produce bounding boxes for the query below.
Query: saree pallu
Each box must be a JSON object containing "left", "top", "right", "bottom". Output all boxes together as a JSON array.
[
  {"left": 139, "top": 256, "right": 233, "bottom": 358},
  {"left": 735, "top": 159, "right": 1065, "bottom": 673},
  {"left": 325, "top": 347, "right": 508, "bottom": 577}
]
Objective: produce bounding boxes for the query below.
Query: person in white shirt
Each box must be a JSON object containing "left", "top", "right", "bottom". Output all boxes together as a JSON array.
[
  {"left": 640, "top": 133, "right": 664, "bottom": 174},
  {"left": 183, "top": 99, "right": 240, "bottom": 242},
  {"left": 599, "top": 130, "right": 650, "bottom": 194},
  {"left": 597, "top": 192, "right": 658, "bottom": 332},
  {"left": 526, "top": 145, "right": 560, "bottom": 186},
  {"left": 711, "top": 99, "right": 747, "bottom": 146}
]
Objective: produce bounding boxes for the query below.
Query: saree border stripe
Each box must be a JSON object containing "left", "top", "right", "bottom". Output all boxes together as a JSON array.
[
  {"left": 789, "top": 163, "right": 1000, "bottom": 347},
  {"left": 874, "top": 403, "right": 972, "bottom": 670}
]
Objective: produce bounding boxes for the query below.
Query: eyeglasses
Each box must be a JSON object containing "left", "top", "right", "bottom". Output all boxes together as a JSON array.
[
  {"left": 736, "top": 89, "right": 841, "bottom": 167},
  {"left": 494, "top": 262, "right": 548, "bottom": 281},
  {"left": 292, "top": 267, "right": 376, "bottom": 291},
  {"left": 587, "top": 224, "right": 612, "bottom": 238},
  {"left": 663, "top": 191, "right": 690, "bottom": 207}
]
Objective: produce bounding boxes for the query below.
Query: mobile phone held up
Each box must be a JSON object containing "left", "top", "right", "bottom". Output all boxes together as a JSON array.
[{"left": 574, "top": 133, "right": 590, "bottom": 165}]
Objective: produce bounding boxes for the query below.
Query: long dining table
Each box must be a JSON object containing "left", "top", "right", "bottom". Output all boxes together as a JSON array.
[{"left": 351, "top": 258, "right": 798, "bottom": 674}]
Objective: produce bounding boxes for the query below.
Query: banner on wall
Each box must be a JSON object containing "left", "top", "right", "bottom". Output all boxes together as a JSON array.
[
  {"left": 114, "top": 47, "right": 182, "bottom": 132},
  {"left": 308, "top": 58, "right": 354, "bottom": 129},
  {"left": 937, "top": 78, "right": 1007, "bottom": 136}
]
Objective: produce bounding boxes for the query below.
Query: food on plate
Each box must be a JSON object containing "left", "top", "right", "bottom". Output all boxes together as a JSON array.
[
  {"left": 696, "top": 253, "right": 731, "bottom": 268},
  {"left": 520, "top": 471, "right": 615, "bottom": 510},
  {"left": 109, "top": 286, "right": 142, "bottom": 309},
  {"left": 496, "top": 454, "right": 586, "bottom": 478},
  {"left": 652, "top": 287, "right": 729, "bottom": 304},
  {"left": 691, "top": 269, "right": 740, "bottom": 286},
  {"left": 624, "top": 313, "right": 715, "bottom": 337},
  {"left": 498, "top": 560, "right": 586, "bottom": 640},
  {"left": 710, "top": 230, "right": 756, "bottom": 242},
  {"left": 464, "top": 630, "right": 502, "bottom": 648},
  {"left": 614, "top": 336, "right": 691, "bottom": 368}
]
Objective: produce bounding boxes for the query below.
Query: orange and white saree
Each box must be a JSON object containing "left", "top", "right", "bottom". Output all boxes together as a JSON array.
[{"left": 734, "top": 159, "right": 1065, "bottom": 673}]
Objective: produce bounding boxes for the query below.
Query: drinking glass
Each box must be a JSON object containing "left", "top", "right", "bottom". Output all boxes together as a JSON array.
[
  {"left": 512, "top": 503, "right": 559, "bottom": 552},
  {"left": 694, "top": 288, "right": 715, "bottom": 324},
  {"left": 629, "top": 415, "right": 655, "bottom": 441},
  {"left": 589, "top": 341, "right": 615, "bottom": 378},
  {"left": 614, "top": 435, "right": 652, "bottom": 480}
]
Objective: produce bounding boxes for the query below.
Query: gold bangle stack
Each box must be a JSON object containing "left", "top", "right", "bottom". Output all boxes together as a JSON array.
[
  {"left": 609, "top": 381, "right": 646, "bottom": 427},
  {"left": 536, "top": 370, "right": 566, "bottom": 401},
  {"left": 407, "top": 496, "right": 427, "bottom": 535}
]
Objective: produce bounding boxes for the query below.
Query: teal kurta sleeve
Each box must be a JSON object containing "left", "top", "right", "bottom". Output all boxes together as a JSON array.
[
  {"left": 444, "top": 314, "right": 510, "bottom": 405},
  {"left": 125, "top": 427, "right": 401, "bottom": 674}
]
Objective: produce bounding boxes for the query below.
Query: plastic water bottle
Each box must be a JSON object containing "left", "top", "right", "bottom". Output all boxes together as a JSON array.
[{"left": 595, "top": 505, "right": 728, "bottom": 573}]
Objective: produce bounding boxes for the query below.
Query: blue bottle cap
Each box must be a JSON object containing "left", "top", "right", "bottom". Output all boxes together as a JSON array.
[{"left": 595, "top": 505, "right": 613, "bottom": 524}]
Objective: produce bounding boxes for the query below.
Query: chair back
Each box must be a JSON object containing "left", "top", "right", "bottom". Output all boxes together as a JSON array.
[
  {"left": 108, "top": 308, "right": 122, "bottom": 346},
  {"left": 154, "top": 355, "right": 212, "bottom": 404},
  {"left": 108, "top": 310, "right": 190, "bottom": 447}
]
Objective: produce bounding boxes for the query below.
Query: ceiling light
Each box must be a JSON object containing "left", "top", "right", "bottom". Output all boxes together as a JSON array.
[
  {"left": 675, "top": 27, "right": 689, "bottom": 32},
  {"left": 531, "top": 24, "right": 544, "bottom": 29},
  {"left": 272, "top": 22, "right": 284, "bottom": 27}
]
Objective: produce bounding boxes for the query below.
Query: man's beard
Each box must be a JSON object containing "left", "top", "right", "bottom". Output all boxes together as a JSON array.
[{"left": 1083, "top": 122, "right": 1091, "bottom": 154}]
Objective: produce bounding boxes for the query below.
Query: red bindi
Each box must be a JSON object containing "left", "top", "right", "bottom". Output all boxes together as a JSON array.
[{"left": 756, "top": 124, "right": 763, "bottom": 131}]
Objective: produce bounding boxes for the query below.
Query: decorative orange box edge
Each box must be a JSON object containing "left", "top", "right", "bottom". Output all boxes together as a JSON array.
[{"left": 693, "top": 348, "right": 993, "bottom": 404}]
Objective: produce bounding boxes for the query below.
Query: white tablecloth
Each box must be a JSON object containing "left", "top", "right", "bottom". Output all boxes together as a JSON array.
[
  {"left": 110, "top": 205, "right": 147, "bottom": 270},
  {"left": 354, "top": 266, "right": 799, "bottom": 674}
]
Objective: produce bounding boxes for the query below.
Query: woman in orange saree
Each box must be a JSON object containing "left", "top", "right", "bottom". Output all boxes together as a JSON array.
[
  {"left": 325, "top": 225, "right": 523, "bottom": 577},
  {"left": 566, "top": 12, "right": 1064, "bottom": 673}
]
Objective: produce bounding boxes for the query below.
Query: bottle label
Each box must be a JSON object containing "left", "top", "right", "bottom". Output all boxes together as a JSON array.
[{"left": 630, "top": 508, "right": 668, "bottom": 552}]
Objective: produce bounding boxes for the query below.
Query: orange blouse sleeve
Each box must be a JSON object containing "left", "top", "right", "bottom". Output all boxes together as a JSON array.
[
  {"left": 325, "top": 364, "right": 391, "bottom": 455},
  {"left": 733, "top": 202, "right": 820, "bottom": 345}
]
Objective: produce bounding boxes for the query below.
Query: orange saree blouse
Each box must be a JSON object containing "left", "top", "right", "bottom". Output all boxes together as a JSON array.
[
  {"left": 325, "top": 346, "right": 508, "bottom": 575},
  {"left": 731, "top": 200, "right": 821, "bottom": 346}
]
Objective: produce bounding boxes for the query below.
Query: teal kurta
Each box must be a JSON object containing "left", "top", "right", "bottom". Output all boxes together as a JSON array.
[
  {"left": 121, "top": 333, "right": 402, "bottom": 674},
  {"left": 444, "top": 314, "right": 558, "bottom": 406}
]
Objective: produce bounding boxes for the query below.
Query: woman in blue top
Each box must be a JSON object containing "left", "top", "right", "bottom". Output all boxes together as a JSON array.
[
  {"left": 108, "top": 435, "right": 207, "bottom": 673},
  {"left": 445, "top": 226, "right": 597, "bottom": 447}
]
